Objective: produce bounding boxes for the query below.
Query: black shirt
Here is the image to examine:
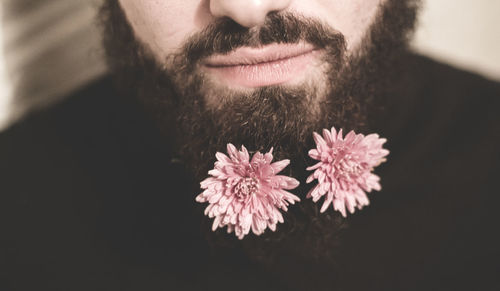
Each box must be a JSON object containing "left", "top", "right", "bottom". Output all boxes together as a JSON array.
[{"left": 1, "top": 53, "right": 499, "bottom": 290}]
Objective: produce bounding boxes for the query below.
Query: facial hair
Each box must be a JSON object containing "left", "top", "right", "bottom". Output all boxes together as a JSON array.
[
  {"left": 100, "top": 1, "right": 418, "bottom": 183},
  {"left": 99, "top": 0, "right": 419, "bottom": 288}
]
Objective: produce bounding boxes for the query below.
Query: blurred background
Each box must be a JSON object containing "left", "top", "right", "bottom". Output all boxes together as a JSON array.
[{"left": 0, "top": 0, "right": 499, "bottom": 131}]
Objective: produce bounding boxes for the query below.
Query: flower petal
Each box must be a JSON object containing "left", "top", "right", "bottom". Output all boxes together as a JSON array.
[
  {"left": 306, "top": 162, "right": 322, "bottom": 172},
  {"left": 271, "top": 159, "right": 290, "bottom": 174},
  {"left": 313, "top": 132, "right": 327, "bottom": 150},
  {"left": 330, "top": 127, "right": 338, "bottom": 141},
  {"left": 306, "top": 127, "right": 389, "bottom": 217},
  {"left": 323, "top": 128, "right": 333, "bottom": 145},
  {"left": 320, "top": 195, "right": 333, "bottom": 213},
  {"left": 215, "top": 152, "right": 231, "bottom": 164},
  {"left": 308, "top": 149, "right": 320, "bottom": 160},
  {"left": 240, "top": 145, "right": 250, "bottom": 162},
  {"left": 227, "top": 143, "right": 239, "bottom": 161},
  {"left": 197, "top": 143, "right": 299, "bottom": 239}
]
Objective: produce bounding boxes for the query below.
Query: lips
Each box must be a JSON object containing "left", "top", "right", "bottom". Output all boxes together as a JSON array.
[{"left": 202, "top": 43, "right": 318, "bottom": 88}]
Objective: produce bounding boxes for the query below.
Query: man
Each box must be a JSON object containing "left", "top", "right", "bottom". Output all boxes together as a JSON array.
[{"left": 1, "top": 0, "right": 499, "bottom": 290}]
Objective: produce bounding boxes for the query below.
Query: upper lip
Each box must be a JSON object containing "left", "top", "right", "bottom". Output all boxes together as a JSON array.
[{"left": 203, "top": 43, "right": 316, "bottom": 67}]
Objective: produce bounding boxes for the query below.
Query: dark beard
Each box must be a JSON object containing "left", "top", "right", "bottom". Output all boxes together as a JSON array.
[
  {"left": 173, "top": 16, "right": 346, "bottom": 185},
  {"left": 99, "top": 0, "right": 419, "bottom": 289},
  {"left": 100, "top": 1, "right": 418, "bottom": 183}
]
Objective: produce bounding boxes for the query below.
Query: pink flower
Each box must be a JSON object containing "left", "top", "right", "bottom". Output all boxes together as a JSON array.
[
  {"left": 306, "top": 127, "right": 389, "bottom": 217},
  {"left": 196, "top": 144, "right": 300, "bottom": 239}
]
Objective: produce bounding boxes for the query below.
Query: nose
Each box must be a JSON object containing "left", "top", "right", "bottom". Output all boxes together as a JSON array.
[{"left": 209, "top": 0, "right": 292, "bottom": 28}]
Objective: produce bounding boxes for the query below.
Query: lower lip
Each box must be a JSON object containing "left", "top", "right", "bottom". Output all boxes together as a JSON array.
[{"left": 204, "top": 50, "right": 318, "bottom": 88}]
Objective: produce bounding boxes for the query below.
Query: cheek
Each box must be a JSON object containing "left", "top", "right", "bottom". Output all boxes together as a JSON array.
[
  {"left": 289, "top": 0, "right": 384, "bottom": 52},
  {"left": 118, "top": 0, "right": 212, "bottom": 61},
  {"left": 119, "top": 0, "right": 384, "bottom": 61}
]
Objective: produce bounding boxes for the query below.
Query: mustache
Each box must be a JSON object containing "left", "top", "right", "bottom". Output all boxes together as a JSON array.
[{"left": 176, "top": 12, "right": 347, "bottom": 66}]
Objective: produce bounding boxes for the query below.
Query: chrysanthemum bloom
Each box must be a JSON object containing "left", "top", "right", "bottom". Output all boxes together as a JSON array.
[
  {"left": 196, "top": 144, "right": 300, "bottom": 239},
  {"left": 306, "top": 127, "right": 389, "bottom": 217}
]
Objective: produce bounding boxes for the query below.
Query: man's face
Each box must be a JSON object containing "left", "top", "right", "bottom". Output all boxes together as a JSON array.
[
  {"left": 118, "top": 0, "right": 383, "bottom": 103},
  {"left": 102, "top": 0, "right": 418, "bottom": 266},
  {"left": 104, "top": 0, "right": 417, "bottom": 180},
  {"left": 119, "top": 0, "right": 383, "bottom": 57}
]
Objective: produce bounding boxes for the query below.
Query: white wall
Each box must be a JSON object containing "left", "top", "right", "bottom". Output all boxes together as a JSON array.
[
  {"left": 0, "top": 0, "right": 499, "bottom": 130},
  {"left": 0, "top": 0, "right": 106, "bottom": 130},
  {"left": 0, "top": 4, "right": 12, "bottom": 128},
  {"left": 412, "top": 0, "right": 500, "bottom": 80}
]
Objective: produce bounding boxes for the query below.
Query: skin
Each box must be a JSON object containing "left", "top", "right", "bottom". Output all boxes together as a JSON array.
[
  {"left": 118, "top": 0, "right": 384, "bottom": 64},
  {"left": 109, "top": 0, "right": 414, "bottom": 186}
]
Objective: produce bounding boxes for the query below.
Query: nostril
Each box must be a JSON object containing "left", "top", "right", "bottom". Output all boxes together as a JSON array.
[
  {"left": 209, "top": 0, "right": 291, "bottom": 28},
  {"left": 210, "top": 5, "right": 266, "bottom": 27}
]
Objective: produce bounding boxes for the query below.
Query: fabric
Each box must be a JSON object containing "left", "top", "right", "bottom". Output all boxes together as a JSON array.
[{"left": 1, "top": 53, "right": 499, "bottom": 291}]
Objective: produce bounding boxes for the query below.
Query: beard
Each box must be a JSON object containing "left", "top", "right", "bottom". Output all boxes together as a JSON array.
[
  {"left": 170, "top": 13, "right": 346, "bottom": 183},
  {"left": 100, "top": 0, "right": 419, "bottom": 182},
  {"left": 99, "top": 0, "right": 419, "bottom": 288}
]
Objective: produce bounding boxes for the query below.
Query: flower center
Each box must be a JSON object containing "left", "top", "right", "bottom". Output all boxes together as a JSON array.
[
  {"left": 330, "top": 147, "right": 363, "bottom": 179},
  {"left": 333, "top": 155, "right": 365, "bottom": 183},
  {"left": 234, "top": 177, "right": 258, "bottom": 200}
]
